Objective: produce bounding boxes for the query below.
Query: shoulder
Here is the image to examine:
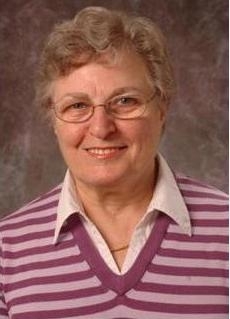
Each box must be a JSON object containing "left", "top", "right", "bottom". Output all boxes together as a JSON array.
[
  {"left": 175, "top": 172, "right": 228, "bottom": 200},
  {"left": 175, "top": 172, "right": 228, "bottom": 218},
  {"left": 0, "top": 184, "right": 62, "bottom": 235}
]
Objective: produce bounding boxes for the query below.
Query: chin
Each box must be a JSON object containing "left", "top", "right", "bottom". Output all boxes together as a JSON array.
[{"left": 77, "top": 171, "right": 127, "bottom": 189}]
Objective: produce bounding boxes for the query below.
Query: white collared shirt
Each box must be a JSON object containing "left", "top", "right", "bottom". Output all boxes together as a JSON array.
[{"left": 54, "top": 154, "right": 191, "bottom": 274}]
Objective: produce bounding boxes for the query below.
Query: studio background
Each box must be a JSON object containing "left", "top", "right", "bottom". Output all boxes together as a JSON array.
[{"left": 0, "top": 0, "right": 228, "bottom": 217}]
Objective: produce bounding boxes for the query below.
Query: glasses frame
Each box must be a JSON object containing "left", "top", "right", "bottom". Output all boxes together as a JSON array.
[{"left": 51, "top": 91, "right": 157, "bottom": 124}]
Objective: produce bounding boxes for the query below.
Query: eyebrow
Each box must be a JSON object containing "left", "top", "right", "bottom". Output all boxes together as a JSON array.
[
  {"left": 56, "top": 87, "right": 146, "bottom": 104},
  {"left": 109, "top": 87, "right": 145, "bottom": 97}
]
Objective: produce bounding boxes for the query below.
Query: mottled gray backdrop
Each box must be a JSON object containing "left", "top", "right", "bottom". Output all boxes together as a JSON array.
[{"left": 0, "top": 0, "right": 228, "bottom": 217}]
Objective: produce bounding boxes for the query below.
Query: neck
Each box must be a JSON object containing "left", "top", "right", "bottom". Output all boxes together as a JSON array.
[
  {"left": 73, "top": 160, "right": 158, "bottom": 221},
  {"left": 72, "top": 162, "right": 158, "bottom": 271}
]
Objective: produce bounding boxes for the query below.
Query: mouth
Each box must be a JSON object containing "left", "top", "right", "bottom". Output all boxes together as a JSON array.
[{"left": 85, "top": 146, "right": 127, "bottom": 159}]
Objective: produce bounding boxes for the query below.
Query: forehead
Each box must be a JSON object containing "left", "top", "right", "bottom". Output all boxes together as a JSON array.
[{"left": 51, "top": 50, "right": 153, "bottom": 101}]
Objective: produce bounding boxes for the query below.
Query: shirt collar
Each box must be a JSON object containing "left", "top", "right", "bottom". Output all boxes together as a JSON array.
[
  {"left": 53, "top": 170, "right": 85, "bottom": 244},
  {"left": 53, "top": 153, "right": 191, "bottom": 244},
  {"left": 147, "top": 154, "right": 192, "bottom": 236}
]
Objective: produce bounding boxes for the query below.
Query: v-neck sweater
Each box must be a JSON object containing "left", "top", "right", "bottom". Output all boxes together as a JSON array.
[
  {"left": 54, "top": 154, "right": 192, "bottom": 274},
  {"left": 0, "top": 174, "right": 228, "bottom": 318}
]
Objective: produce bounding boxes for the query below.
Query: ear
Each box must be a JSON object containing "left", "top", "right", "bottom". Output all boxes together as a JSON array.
[
  {"left": 49, "top": 110, "right": 58, "bottom": 135},
  {"left": 158, "top": 101, "right": 168, "bottom": 123},
  {"left": 53, "top": 126, "right": 58, "bottom": 136}
]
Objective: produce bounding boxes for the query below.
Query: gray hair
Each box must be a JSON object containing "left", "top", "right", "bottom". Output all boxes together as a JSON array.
[{"left": 36, "top": 6, "right": 175, "bottom": 115}]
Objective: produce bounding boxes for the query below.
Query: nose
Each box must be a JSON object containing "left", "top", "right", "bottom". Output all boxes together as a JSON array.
[{"left": 88, "top": 106, "right": 116, "bottom": 139}]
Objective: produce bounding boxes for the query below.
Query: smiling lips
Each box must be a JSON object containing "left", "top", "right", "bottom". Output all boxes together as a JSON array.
[{"left": 85, "top": 146, "right": 127, "bottom": 159}]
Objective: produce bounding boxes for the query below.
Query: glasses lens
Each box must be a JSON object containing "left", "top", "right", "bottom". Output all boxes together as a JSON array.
[
  {"left": 55, "top": 101, "right": 92, "bottom": 123},
  {"left": 53, "top": 92, "right": 154, "bottom": 123},
  {"left": 109, "top": 95, "right": 146, "bottom": 119}
]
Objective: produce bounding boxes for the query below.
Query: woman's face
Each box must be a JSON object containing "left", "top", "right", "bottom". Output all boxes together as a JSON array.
[{"left": 51, "top": 51, "right": 167, "bottom": 190}]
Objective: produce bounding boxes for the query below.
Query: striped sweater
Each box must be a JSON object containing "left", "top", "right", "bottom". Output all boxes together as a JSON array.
[{"left": 0, "top": 174, "right": 228, "bottom": 318}]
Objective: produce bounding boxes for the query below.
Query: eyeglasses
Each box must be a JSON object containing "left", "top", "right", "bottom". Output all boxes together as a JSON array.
[{"left": 51, "top": 91, "right": 157, "bottom": 123}]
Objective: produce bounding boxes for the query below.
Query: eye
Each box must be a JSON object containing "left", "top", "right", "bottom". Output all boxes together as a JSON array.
[
  {"left": 69, "top": 102, "right": 89, "bottom": 110},
  {"left": 59, "top": 101, "right": 90, "bottom": 113},
  {"left": 115, "top": 96, "right": 139, "bottom": 107}
]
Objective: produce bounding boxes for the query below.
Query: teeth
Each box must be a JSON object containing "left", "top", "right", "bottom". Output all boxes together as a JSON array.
[{"left": 88, "top": 148, "right": 118, "bottom": 155}]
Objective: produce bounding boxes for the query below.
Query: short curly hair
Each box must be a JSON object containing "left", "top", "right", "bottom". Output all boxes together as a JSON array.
[{"left": 36, "top": 6, "right": 175, "bottom": 115}]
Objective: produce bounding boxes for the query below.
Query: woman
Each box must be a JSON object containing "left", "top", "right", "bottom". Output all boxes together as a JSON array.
[{"left": 0, "top": 6, "right": 228, "bottom": 318}]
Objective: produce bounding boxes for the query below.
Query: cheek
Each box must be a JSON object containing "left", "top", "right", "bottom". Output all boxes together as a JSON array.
[
  {"left": 138, "top": 116, "right": 163, "bottom": 144},
  {"left": 54, "top": 124, "right": 84, "bottom": 150},
  {"left": 138, "top": 122, "right": 163, "bottom": 159}
]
